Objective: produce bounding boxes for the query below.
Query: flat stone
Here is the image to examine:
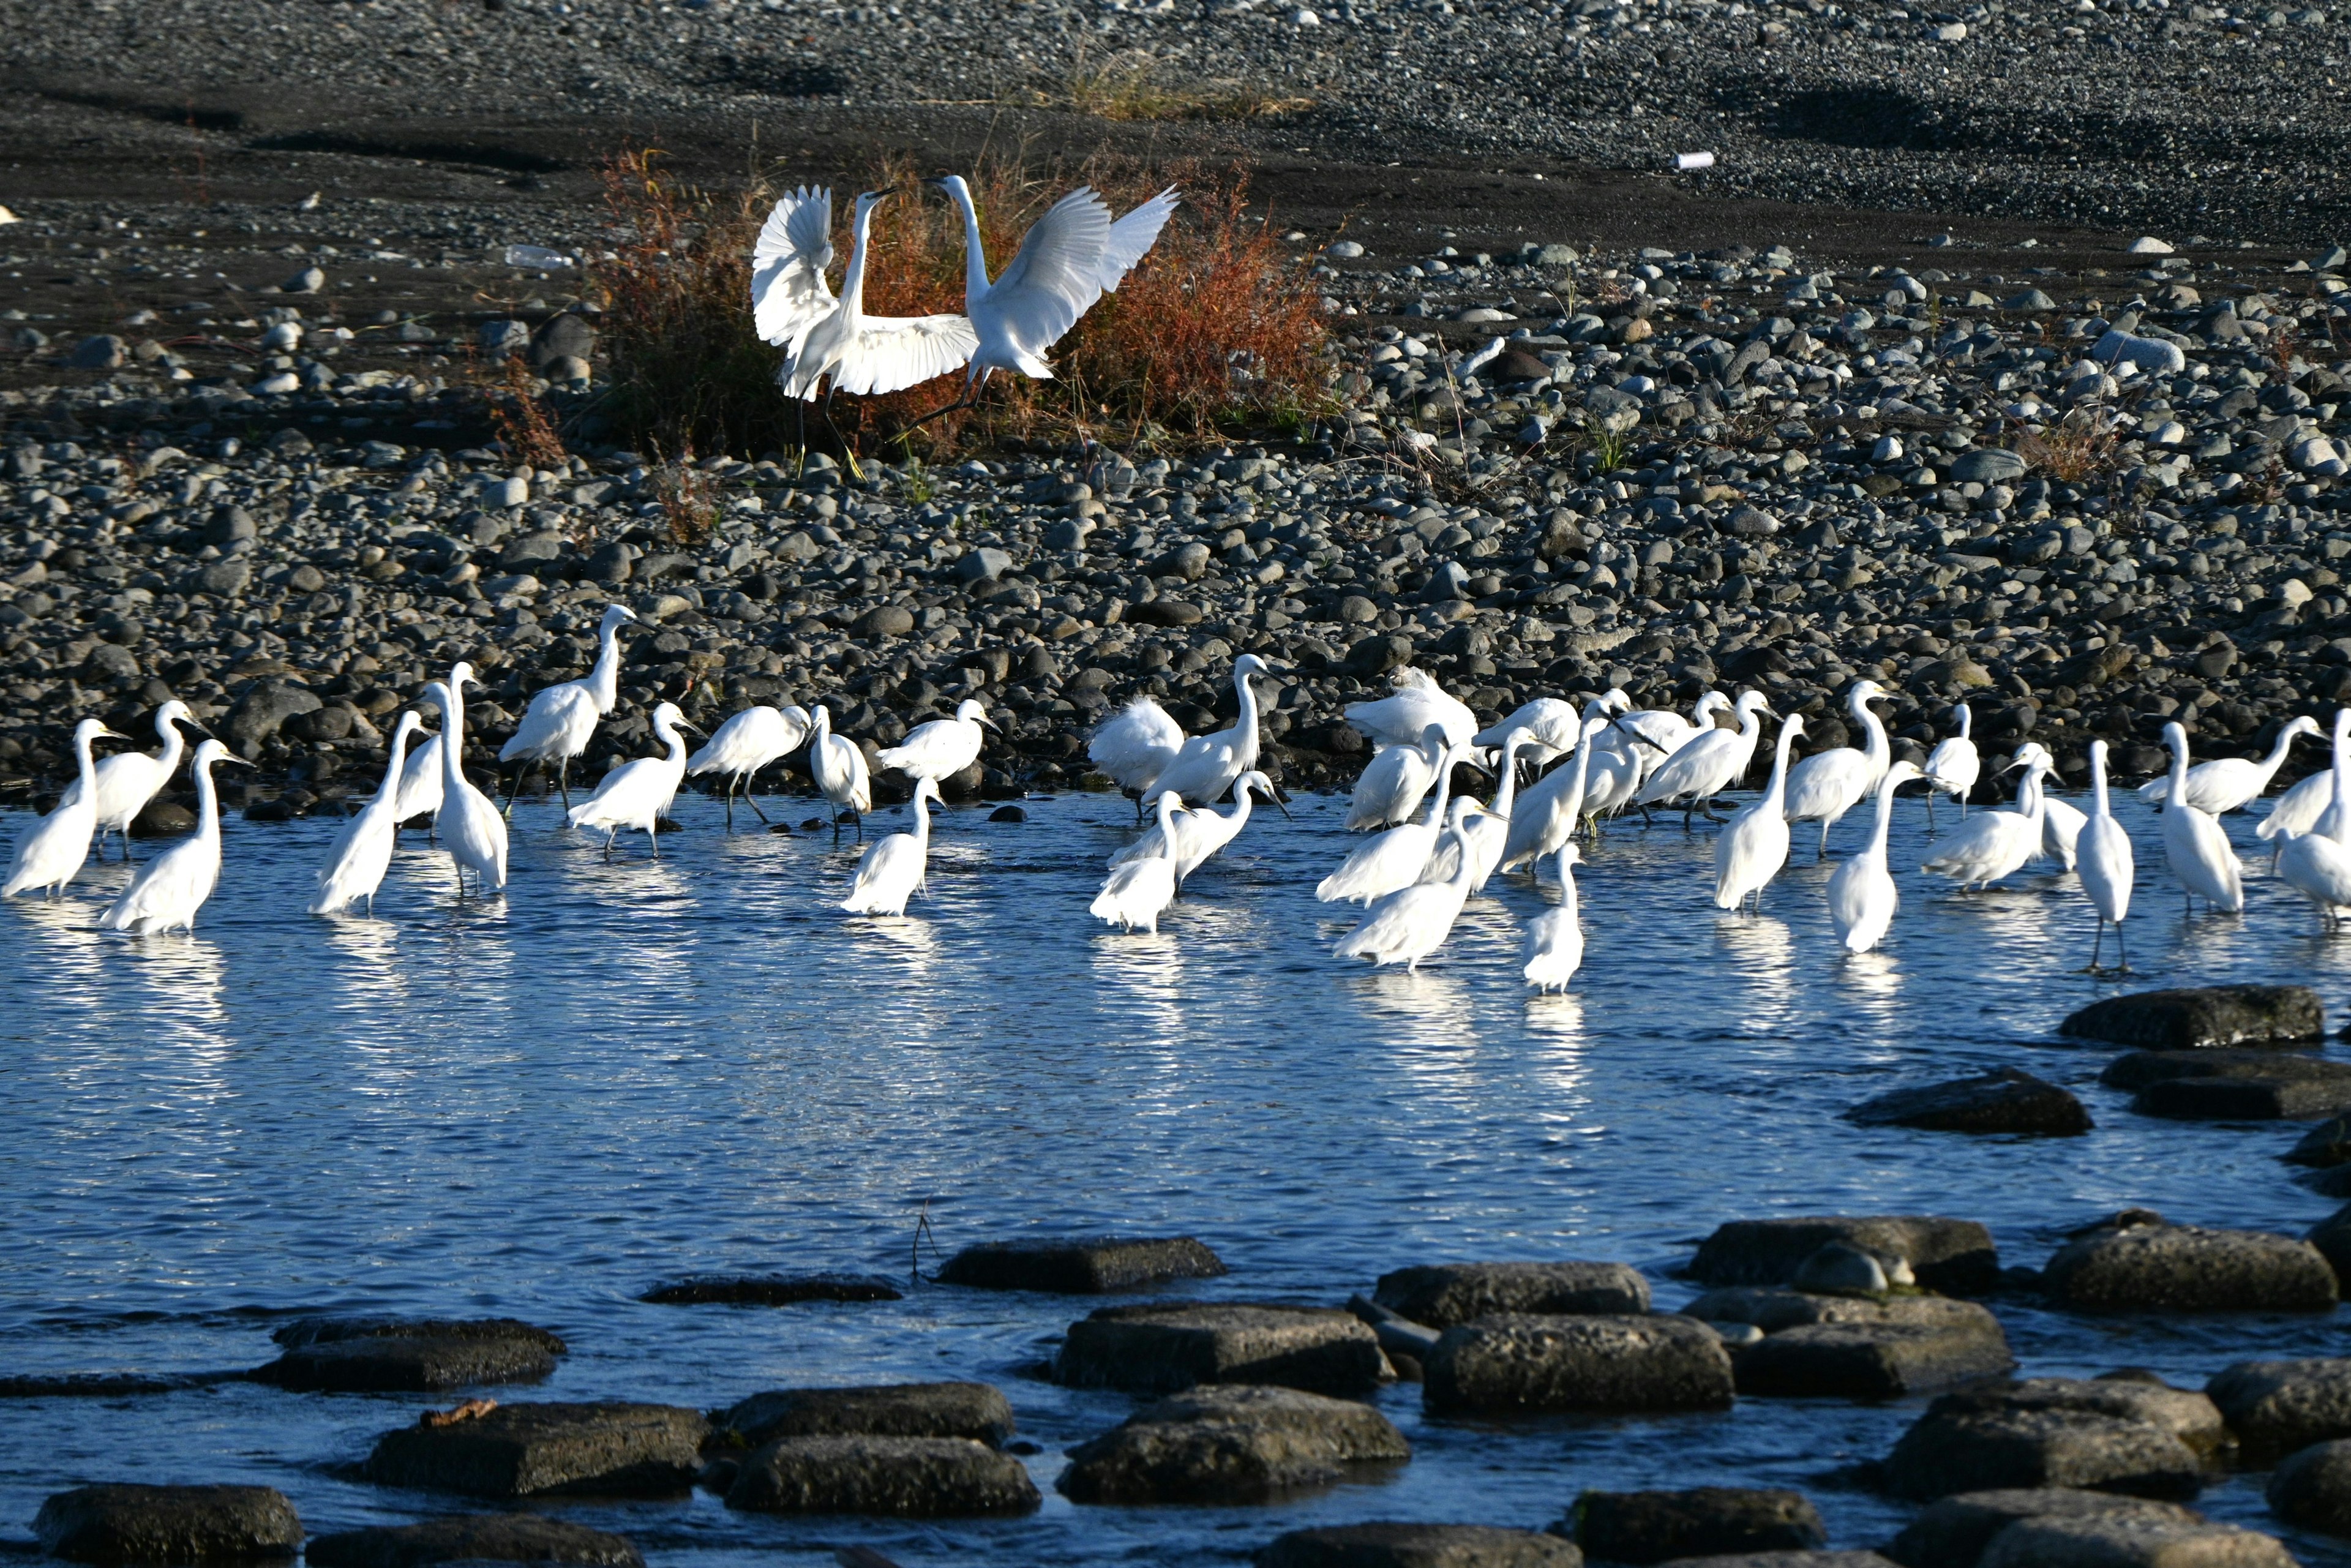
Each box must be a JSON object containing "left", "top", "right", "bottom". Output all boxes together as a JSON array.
[
  {"left": 35, "top": 1485, "right": 302, "bottom": 1566},
  {"left": 1254, "top": 1522, "right": 1583, "bottom": 1567},
  {"left": 853, "top": 604, "right": 915, "bottom": 639},
  {"left": 1572, "top": 1487, "right": 1824, "bottom": 1563},
  {"left": 2286, "top": 1116, "right": 2351, "bottom": 1166},
  {"left": 722, "top": 1434, "right": 1040, "bottom": 1516},
  {"left": 1421, "top": 1313, "right": 1734, "bottom": 1415},
  {"left": 2099, "top": 1050, "right": 2347, "bottom": 1094},
  {"left": 1125, "top": 598, "right": 1205, "bottom": 627},
  {"left": 1731, "top": 1318, "right": 2014, "bottom": 1400},
  {"left": 2307, "top": 1202, "right": 2351, "bottom": 1283},
  {"left": 1845, "top": 1070, "right": 2091, "bottom": 1136},
  {"left": 1883, "top": 1381, "right": 2215, "bottom": 1501},
  {"left": 2266, "top": 1436, "right": 2351, "bottom": 1534},
  {"left": 1685, "top": 1217, "right": 1999, "bottom": 1295},
  {"left": 717, "top": 1382, "right": 1013, "bottom": 1447},
  {"left": 2135, "top": 1075, "right": 2351, "bottom": 1120},
  {"left": 1372, "top": 1261, "right": 1650, "bottom": 1327},
  {"left": 2041, "top": 1219, "right": 2337, "bottom": 1313},
  {"left": 2059, "top": 987, "right": 2324, "bottom": 1050},
  {"left": 1682, "top": 1288, "right": 1999, "bottom": 1334},
  {"left": 1057, "top": 1303, "right": 1386, "bottom": 1395},
  {"left": 256, "top": 1318, "right": 564, "bottom": 1392},
  {"left": 304, "top": 1514, "right": 642, "bottom": 1568},
  {"left": 362, "top": 1401, "right": 709, "bottom": 1498},
  {"left": 639, "top": 1273, "right": 901, "bottom": 1306},
  {"left": 936, "top": 1234, "right": 1226, "bottom": 1293},
  {"left": 1887, "top": 1490, "right": 2204, "bottom": 1568},
  {"left": 1949, "top": 448, "right": 2030, "bottom": 485},
  {"left": 1059, "top": 1384, "right": 1408, "bottom": 1504},
  {"left": 2205, "top": 1358, "right": 2351, "bottom": 1462},
  {"left": 1977, "top": 1515, "right": 2294, "bottom": 1568}
]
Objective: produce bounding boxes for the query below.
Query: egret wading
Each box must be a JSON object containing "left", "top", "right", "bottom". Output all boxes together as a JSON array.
[
  {"left": 1498, "top": 705, "right": 1612, "bottom": 874},
  {"left": 1348, "top": 722, "right": 1447, "bottom": 831},
  {"left": 1922, "top": 702, "right": 1981, "bottom": 826},
  {"left": 1092, "top": 790, "right": 1182, "bottom": 934},
  {"left": 310, "top": 711, "right": 426, "bottom": 916},
  {"left": 842, "top": 776, "right": 940, "bottom": 917},
  {"left": 1714, "top": 713, "right": 1805, "bottom": 913},
  {"left": 686, "top": 703, "right": 813, "bottom": 831},
  {"left": 1827, "top": 760, "right": 1926, "bottom": 953},
  {"left": 1521, "top": 841, "right": 1585, "bottom": 992},
  {"left": 1146, "top": 653, "right": 1277, "bottom": 806},
  {"left": 1637, "top": 689, "right": 1773, "bottom": 825},
  {"left": 2139, "top": 713, "right": 2319, "bottom": 813},
  {"left": 1318, "top": 726, "right": 1463, "bottom": 904},
  {"left": 1087, "top": 696, "right": 1183, "bottom": 823},
  {"left": 2157, "top": 720, "right": 2244, "bottom": 915},
  {"left": 2077, "top": 738, "right": 2136, "bottom": 970},
  {"left": 1781, "top": 678, "right": 1891, "bottom": 857},
  {"left": 391, "top": 723, "right": 443, "bottom": 844},
  {"left": 2276, "top": 710, "right": 2351, "bottom": 929},
  {"left": 99, "top": 740, "right": 250, "bottom": 935},
  {"left": 428, "top": 666, "right": 509, "bottom": 898},
  {"left": 57, "top": 699, "right": 205, "bottom": 862},
  {"left": 877, "top": 699, "right": 997, "bottom": 787},
  {"left": 569, "top": 702, "right": 700, "bottom": 861},
  {"left": 808, "top": 702, "right": 872, "bottom": 838},
  {"left": 1110, "top": 770, "right": 1286, "bottom": 888},
  {"left": 2, "top": 719, "right": 127, "bottom": 899},
  {"left": 1921, "top": 749, "right": 2052, "bottom": 891},
  {"left": 499, "top": 603, "right": 637, "bottom": 812},
  {"left": 1334, "top": 800, "right": 1477, "bottom": 970}
]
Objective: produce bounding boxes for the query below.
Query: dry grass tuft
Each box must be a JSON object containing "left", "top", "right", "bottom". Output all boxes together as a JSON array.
[
  {"left": 481, "top": 353, "right": 568, "bottom": 470},
  {"left": 1007, "top": 48, "right": 1316, "bottom": 121},
  {"left": 2012, "top": 409, "right": 2123, "bottom": 485},
  {"left": 654, "top": 448, "right": 722, "bottom": 547}
]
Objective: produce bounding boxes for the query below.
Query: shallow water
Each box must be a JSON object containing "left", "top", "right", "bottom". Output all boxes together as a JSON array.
[{"left": 5, "top": 782, "right": 2351, "bottom": 1566}]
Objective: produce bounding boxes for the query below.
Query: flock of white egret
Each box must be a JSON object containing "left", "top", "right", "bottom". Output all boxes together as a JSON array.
[{"left": 7, "top": 632, "right": 2349, "bottom": 978}]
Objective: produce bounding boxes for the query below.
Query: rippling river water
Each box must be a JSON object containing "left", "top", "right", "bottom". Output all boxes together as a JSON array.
[{"left": 6, "top": 786, "right": 2351, "bottom": 1565}]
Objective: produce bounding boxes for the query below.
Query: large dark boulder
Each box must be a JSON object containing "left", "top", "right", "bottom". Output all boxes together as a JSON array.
[
  {"left": 639, "top": 1274, "right": 900, "bottom": 1306},
  {"left": 1885, "top": 1488, "right": 2204, "bottom": 1568},
  {"left": 2309, "top": 1203, "right": 2351, "bottom": 1284},
  {"left": 1843, "top": 1070, "right": 2091, "bottom": 1136},
  {"left": 255, "top": 1318, "right": 564, "bottom": 1392},
  {"left": 34, "top": 1485, "right": 302, "bottom": 1566},
  {"left": 2206, "top": 1358, "right": 2351, "bottom": 1462},
  {"left": 2267, "top": 1436, "right": 2351, "bottom": 1534},
  {"left": 1974, "top": 1515, "right": 2293, "bottom": 1567},
  {"left": 716, "top": 1382, "right": 1013, "bottom": 1447},
  {"left": 1421, "top": 1313, "right": 1733, "bottom": 1415},
  {"left": 1570, "top": 1487, "right": 1824, "bottom": 1563},
  {"left": 1371, "top": 1262, "right": 1649, "bottom": 1327},
  {"left": 362, "top": 1401, "right": 709, "bottom": 1498},
  {"left": 1881, "top": 1379, "right": 2219, "bottom": 1501},
  {"left": 2059, "top": 986, "right": 2324, "bottom": 1050},
  {"left": 225, "top": 682, "right": 320, "bottom": 752},
  {"left": 1685, "top": 1217, "right": 1999, "bottom": 1295},
  {"left": 1730, "top": 1318, "right": 2013, "bottom": 1401},
  {"left": 2040, "top": 1215, "right": 2338, "bottom": 1313},
  {"left": 936, "top": 1234, "right": 1226, "bottom": 1293},
  {"left": 2099, "top": 1049, "right": 2349, "bottom": 1093},
  {"left": 304, "top": 1514, "right": 641, "bottom": 1568},
  {"left": 722, "top": 1435, "right": 1040, "bottom": 1516},
  {"left": 1059, "top": 1384, "right": 1408, "bottom": 1504},
  {"left": 1057, "top": 1303, "right": 1387, "bottom": 1395},
  {"left": 1254, "top": 1523, "right": 1583, "bottom": 1567}
]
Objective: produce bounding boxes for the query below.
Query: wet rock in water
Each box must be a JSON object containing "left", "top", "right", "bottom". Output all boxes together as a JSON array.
[
  {"left": 1974, "top": 1515, "right": 2294, "bottom": 1568},
  {"left": 1371, "top": 1261, "right": 1650, "bottom": 1327},
  {"left": 304, "top": 1514, "right": 642, "bottom": 1568},
  {"left": 362, "top": 1401, "right": 709, "bottom": 1498},
  {"left": 1570, "top": 1487, "right": 1824, "bottom": 1562},
  {"left": 1058, "top": 1384, "right": 1408, "bottom": 1504},
  {"left": 1686, "top": 1217, "right": 1999, "bottom": 1295},
  {"left": 2306, "top": 1204, "right": 2351, "bottom": 1283},
  {"left": 1731, "top": 1316, "right": 2014, "bottom": 1401},
  {"left": 936, "top": 1234, "right": 1226, "bottom": 1293},
  {"left": 130, "top": 798, "right": 197, "bottom": 838},
  {"left": 2266, "top": 1437, "right": 2351, "bottom": 1534},
  {"left": 1651, "top": 1555, "right": 1888, "bottom": 1568},
  {"left": 717, "top": 1382, "right": 1013, "bottom": 1447},
  {"left": 1881, "top": 1379, "right": 2219, "bottom": 1500},
  {"left": 639, "top": 1274, "right": 901, "bottom": 1307},
  {"left": 1254, "top": 1522, "right": 1583, "bottom": 1567},
  {"left": 2058, "top": 986, "right": 2325, "bottom": 1051},
  {"left": 2287, "top": 1117, "right": 2351, "bottom": 1167},
  {"left": 2099, "top": 1049, "right": 2347, "bottom": 1095},
  {"left": 0, "top": 1372, "right": 222, "bottom": 1398},
  {"left": 1844, "top": 1070, "right": 2091, "bottom": 1136},
  {"left": 1057, "top": 1303, "right": 1387, "bottom": 1395},
  {"left": 35, "top": 1485, "right": 302, "bottom": 1565},
  {"left": 2039, "top": 1215, "right": 2338, "bottom": 1313},
  {"left": 1791, "top": 1242, "right": 1907, "bottom": 1296},
  {"left": 1886, "top": 1488, "right": 2207, "bottom": 1568},
  {"left": 722, "top": 1435, "right": 1040, "bottom": 1516},
  {"left": 2205, "top": 1358, "right": 2351, "bottom": 1462},
  {"left": 255, "top": 1318, "right": 564, "bottom": 1392},
  {"left": 2105, "top": 1048, "right": 2351, "bottom": 1119},
  {"left": 1422, "top": 1313, "right": 1733, "bottom": 1415},
  {"left": 1682, "top": 1288, "right": 1993, "bottom": 1335}
]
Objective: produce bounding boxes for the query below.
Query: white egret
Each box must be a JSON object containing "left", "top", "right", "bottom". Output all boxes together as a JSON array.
[
  {"left": 1474, "top": 698, "right": 1581, "bottom": 767},
  {"left": 2, "top": 719, "right": 128, "bottom": 898},
  {"left": 749, "top": 184, "right": 837, "bottom": 355},
  {"left": 1087, "top": 696, "right": 1183, "bottom": 821},
  {"left": 391, "top": 723, "right": 444, "bottom": 841},
  {"left": 2078, "top": 739, "right": 2135, "bottom": 970},
  {"left": 1090, "top": 790, "right": 1181, "bottom": 933},
  {"left": 1827, "top": 760, "right": 1926, "bottom": 953},
  {"left": 1344, "top": 667, "right": 1477, "bottom": 751},
  {"left": 1714, "top": 713, "right": 1805, "bottom": 912},
  {"left": 809, "top": 703, "right": 872, "bottom": 837},
  {"left": 1921, "top": 750, "right": 2051, "bottom": 890},
  {"left": 687, "top": 702, "right": 814, "bottom": 830},
  {"left": 926, "top": 174, "right": 1178, "bottom": 410},
  {"left": 57, "top": 699, "right": 204, "bottom": 861},
  {"left": 568, "top": 701, "right": 699, "bottom": 860},
  {"left": 2277, "top": 717, "right": 2351, "bottom": 928},
  {"left": 310, "top": 711, "right": 426, "bottom": 916},
  {"left": 2256, "top": 715, "right": 2350, "bottom": 848},
  {"left": 1922, "top": 702, "right": 1981, "bottom": 825},
  {"left": 1782, "top": 678, "right": 1891, "bottom": 857},
  {"left": 99, "top": 740, "right": 249, "bottom": 935},
  {"left": 1521, "top": 841, "right": 1584, "bottom": 992},
  {"left": 780, "top": 191, "right": 978, "bottom": 401},
  {"left": 842, "top": 776, "right": 940, "bottom": 917},
  {"left": 1426, "top": 726, "right": 1533, "bottom": 892},
  {"left": 1347, "top": 723, "right": 1445, "bottom": 830},
  {"left": 2156, "top": 721, "right": 2244, "bottom": 914},
  {"left": 1318, "top": 727, "right": 1461, "bottom": 904},
  {"left": 1636, "top": 690, "right": 1773, "bottom": 823},
  {"left": 1334, "top": 801, "right": 1477, "bottom": 970},
  {"left": 2138, "top": 714, "right": 2319, "bottom": 813},
  {"left": 1110, "top": 770, "right": 1286, "bottom": 885},
  {"left": 499, "top": 603, "right": 638, "bottom": 811},
  {"left": 429, "top": 666, "right": 509, "bottom": 897},
  {"left": 2014, "top": 743, "right": 2087, "bottom": 871},
  {"left": 1145, "top": 653, "right": 1277, "bottom": 805},
  {"left": 878, "top": 698, "right": 997, "bottom": 786},
  {"left": 1499, "top": 707, "right": 1611, "bottom": 874},
  {"left": 1620, "top": 689, "right": 1731, "bottom": 756}
]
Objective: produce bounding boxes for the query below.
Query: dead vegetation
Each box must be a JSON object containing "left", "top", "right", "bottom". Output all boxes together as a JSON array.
[{"left": 1003, "top": 46, "right": 1315, "bottom": 121}]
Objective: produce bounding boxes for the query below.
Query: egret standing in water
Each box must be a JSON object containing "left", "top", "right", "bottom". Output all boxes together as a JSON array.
[
  {"left": 500, "top": 603, "right": 637, "bottom": 812},
  {"left": 688, "top": 702, "right": 812, "bottom": 830},
  {"left": 1146, "top": 654, "right": 1278, "bottom": 806},
  {"left": 1334, "top": 801, "right": 1477, "bottom": 970},
  {"left": 2276, "top": 713, "right": 2351, "bottom": 929},
  {"left": 99, "top": 740, "right": 250, "bottom": 935},
  {"left": 1318, "top": 726, "right": 1462, "bottom": 904},
  {"left": 429, "top": 666, "right": 508, "bottom": 897},
  {"left": 1923, "top": 703, "right": 1981, "bottom": 825},
  {"left": 2139, "top": 713, "right": 2319, "bottom": 813},
  {"left": 808, "top": 702, "right": 872, "bottom": 837},
  {"left": 58, "top": 699, "right": 204, "bottom": 861},
  {"left": 1637, "top": 690, "right": 1772, "bottom": 824},
  {"left": 1521, "top": 842, "right": 1584, "bottom": 992},
  {"left": 391, "top": 721, "right": 443, "bottom": 844},
  {"left": 1827, "top": 760, "right": 1925, "bottom": 953},
  {"left": 2156, "top": 721, "right": 2244, "bottom": 914},
  {"left": 1714, "top": 714, "right": 1805, "bottom": 912},
  {"left": 310, "top": 711, "right": 426, "bottom": 915},
  {"left": 2078, "top": 739, "right": 2135, "bottom": 970},
  {"left": 1921, "top": 750, "right": 2053, "bottom": 891},
  {"left": 842, "top": 776, "right": 939, "bottom": 917},
  {"left": 569, "top": 702, "right": 700, "bottom": 861},
  {"left": 2, "top": 719, "right": 127, "bottom": 898},
  {"left": 1109, "top": 770, "right": 1286, "bottom": 888},
  {"left": 1092, "top": 790, "right": 1182, "bottom": 933},
  {"left": 878, "top": 699, "right": 997, "bottom": 786},
  {"left": 1782, "top": 678, "right": 1891, "bottom": 857},
  {"left": 1087, "top": 696, "right": 1183, "bottom": 822}
]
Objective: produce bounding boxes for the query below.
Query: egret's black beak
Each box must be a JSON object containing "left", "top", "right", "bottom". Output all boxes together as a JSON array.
[{"left": 1610, "top": 716, "right": 1668, "bottom": 754}]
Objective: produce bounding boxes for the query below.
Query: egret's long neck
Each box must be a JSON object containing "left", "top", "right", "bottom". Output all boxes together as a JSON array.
[
  {"left": 951, "top": 182, "right": 989, "bottom": 304},
  {"left": 1157, "top": 792, "right": 1182, "bottom": 842},
  {"left": 441, "top": 693, "right": 467, "bottom": 787},
  {"left": 913, "top": 790, "right": 934, "bottom": 847},
  {"left": 1761, "top": 727, "right": 1799, "bottom": 807},
  {"left": 2255, "top": 724, "right": 2302, "bottom": 784},
  {"left": 2167, "top": 734, "right": 2189, "bottom": 803},
  {"left": 2023, "top": 769, "right": 2049, "bottom": 826},
  {"left": 842, "top": 204, "right": 877, "bottom": 317},
  {"left": 1423, "top": 751, "right": 1457, "bottom": 827},
  {"left": 1957, "top": 703, "right": 1973, "bottom": 740},
  {"left": 154, "top": 717, "right": 186, "bottom": 775},
  {"left": 72, "top": 730, "right": 100, "bottom": 795},
  {"left": 1231, "top": 672, "right": 1262, "bottom": 761},
  {"left": 588, "top": 621, "right": 626, "bottom": 713},
  {"left": 1492, "top": 739, "right": 1524, "bottom": 816},
  {"left": 1226, "top": 784, "right": 1254, "bottom": 828},
  {"left": 1562, "top": 726, "right": 1597, "bottom": 814},
  {"left": 193, "top": 757, "right": 221, "bottom": 847},
  {"left": 1860, "top": 699, "right": 1889, "bottom": 770},
  {"left": 1869, "top": 771, "right": 1900, "bottom": 857},
  {"left": 659, "top": 716, "right": 688, "bottom": 767},
  {"left": 1556, "top": 852, "right": 1579, "bottom": 912},
  {"left": 2092, "top": 752, "right": 2112, "bottom": 817},
  {"left": 2014, "top": 764, "right": 2038, "bottom": 811},
  {"left": 1446, "top": 821, "right": 1477, "bottom": 889},
  {"left": 379, "top": 725, "right": 416, "bottom": 806}
]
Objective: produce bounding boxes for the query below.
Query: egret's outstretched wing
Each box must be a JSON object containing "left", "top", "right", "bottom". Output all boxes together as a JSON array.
[
  {"left": 1097, "top": 186, "right": 1179, "bottom": 293},
  {"left": 831, "top": 312, "right": 978, "bottom": 396},
  {"left": 986, "top": 186, "right": 1115, "bottom": 351},
  {"left": 751, "top": 186, "right": 836, "bottom": 348}
]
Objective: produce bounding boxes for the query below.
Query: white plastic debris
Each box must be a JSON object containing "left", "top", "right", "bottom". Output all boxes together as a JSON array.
[
  {"left": 1674, "top": 151, "right": 1716, "bottom": 171},
  {"left": 503, "top": 244, "right": 577, "bottom": 269}
]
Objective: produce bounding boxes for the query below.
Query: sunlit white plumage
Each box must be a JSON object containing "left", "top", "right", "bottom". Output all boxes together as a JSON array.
[
  {"left": 99, "top": 740, "right": 248, "bottom": 934},
  {"left": 1111, "top": 770, "right": 1283, "bottom": 885},
  {"left": 687, "top": 702, "right": 813, "bottom": 830},
  {"left": 1344, "top": 667, "right": 1477, "bottom": 751},
  {"left": 749, "top": 184, "right": 837, "bottom": 354},
  {"left": 1782, "top": 678, "right": 1891, "bottom": 856},
  {"left": 1087, "top": 696, "right": 1183, "bottom": 812},
  {"left": 499, "top": 604, "right": 637, "bottom": 809},
  {"left": 2157, "top": 720, "right": 2244, "bottom": 913},
  {"left": 1621, "top": 689, "right": 1730, "bottom": 757},
  {"left": 2012, "top": 744, "right": 2087, "bottom": 871},
  {"left": 310, "top": 711, "right": 425, "bottom": 916},
  {"left": 1091, "top": 790, "right": 1180, "bottom": 932},
  {"left": 1923, "top": 702, "right": 1981, "bottom": 821},
  {"left": 1318, "top": 727, "right": 1461, "bottom": 904},
  {"left": 2079, "top": 739, "right": 2135, "bottom": 969},
  {"left": 392, "top": 726, "right": 444, "bottom": 837},
  {"left": 3, "top": 718, "right": 126, "bottom": 898},
  {"left": 2278, "top": 714, "right": 2351, "bottom": 928},
  {"left": 2139, "top": 713, "right": 2319, "bottom": 813},
  {"left": 1499, "top": 706, "right": 1611, "bottom": 872},
  {"left": 842, "top": 777, "right": 940, "bottom": 917},
  {"left": 1145, "top": 654, "right": 1275, "bottom": 806},
  {"left": 1474, "top": 698, "right": 1581, "bottom": 767},
  {"left": 1637, "top": 689, "right": 1772, "bottom": 819},
  {"left": 1521, "top": 842, "right": 1584, "bottom": 992},
  {"left": 1347, "top": 724, "right": 1445, "bottom": 830},
  {"left": 808, "top": 703, "right": 872, "bottom": 833},
  {"left": 1714, "top": 714, "right": 1805, "bottom": 912},
  {"left": 429, "top": 666, "right": 508, "bottom": 895},
  {"left": 58, "top": 699, "right": 201, "bottom": 861},
  {"left": 568, "top": 701, "right": 697, "bottom": 859},
  {"left": 1827, "top": 760, "right": 1924, "bottom": 953},
  {"left": 2258, "top": 715, "right": 2349, "bottom": 844},
  {"left": 878, "top": 698, "right": 994, "bottom": 783},
  {"left": 1921, "top": 749, "right": 2052, "bottom": 890},
  {"left": 1425, "top": 726, "right": 1532, "bottom": 892},
  {"left": 1335, "top": 801, "right": 1477, "bottom": 970},
  {"left": 781, "top": 191, "right": 977, "bottom": 400}
]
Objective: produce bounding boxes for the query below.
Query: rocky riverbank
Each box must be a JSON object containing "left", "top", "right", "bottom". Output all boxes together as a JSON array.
[{"left": 3, "top": 204, "right": 2350, "bottom": 819}]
